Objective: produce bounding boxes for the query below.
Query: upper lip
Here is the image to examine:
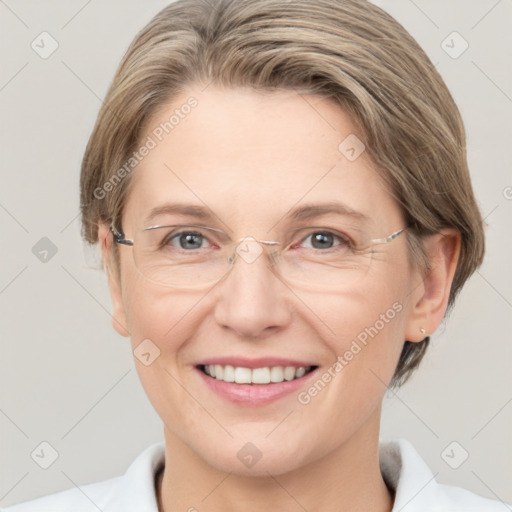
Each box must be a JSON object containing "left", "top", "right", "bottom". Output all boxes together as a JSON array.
[{"left": 195, "top": 357, "right": 317, "bottom": 369}]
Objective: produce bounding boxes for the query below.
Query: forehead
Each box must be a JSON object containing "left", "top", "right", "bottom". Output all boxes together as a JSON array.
[{"left": 123, "top": 85, "right": 401, "bottom": 232}]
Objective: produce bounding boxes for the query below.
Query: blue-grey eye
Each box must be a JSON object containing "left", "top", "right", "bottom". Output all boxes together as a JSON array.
[
  {"left": 301, "top": 231, "right": 346, "bottom": 250},
  {"left": 310, "top": 232, "right": 334, "bottom": 249},
  {"left": 171, "top": 231, "right": 206, "bottom": 250}
]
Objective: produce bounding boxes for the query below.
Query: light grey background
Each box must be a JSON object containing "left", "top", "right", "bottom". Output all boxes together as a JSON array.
[{"left": 1, "top": 0, "right": 511, "bottom": 508}]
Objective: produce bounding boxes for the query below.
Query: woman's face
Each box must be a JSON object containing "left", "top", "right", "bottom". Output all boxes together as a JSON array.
[{"left": 106, "top": 85, "right": 427, "bottom": 476}]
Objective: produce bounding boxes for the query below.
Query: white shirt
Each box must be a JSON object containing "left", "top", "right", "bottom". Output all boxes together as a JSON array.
[{"left": 3, "top": 439, "right": 509, "bottom": 512}]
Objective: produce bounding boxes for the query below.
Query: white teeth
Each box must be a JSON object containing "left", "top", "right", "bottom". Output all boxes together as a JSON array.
[
  {"left": 284, "top": 366, "right": 296, "bottom": 381},
  {"left": 295, "top": 366, "right": 306, "bottom": 378},
  {"left": 214, "top": 364, "right": 223, "bottom": 380},
  {"left": 234, "top": 367, "right": 252, "bottom": 384},
  {"left": 223, "top": 365, "right": 235, "bottom": 382},
  {"left": 252, "top": 367, "right": 271, "bottom": 384},
  {"left": 202, "top": 364, "right": 313, "bottom": 384},
  {"left": 270, "top": 366, "right": 284, "bottom": 382}
]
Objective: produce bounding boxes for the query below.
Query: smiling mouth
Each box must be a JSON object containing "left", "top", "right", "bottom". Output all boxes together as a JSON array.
[{"left": 198, "top": 364, "right": 317, "bottom": 384}]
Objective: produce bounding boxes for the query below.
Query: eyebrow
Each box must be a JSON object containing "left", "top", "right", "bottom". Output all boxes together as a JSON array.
[
  {"left": 144, "top": 201, "right": 369, "bottom": 226},
  {"left": 286, "top": 202, "right": 369, "bottom": 223},
  {"left": 145, "top": 203, "right": 213, "bottom": 224}
]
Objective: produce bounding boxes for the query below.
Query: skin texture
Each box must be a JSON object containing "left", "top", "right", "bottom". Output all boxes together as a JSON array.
[{"left": 98, "top": 85, "right": 460, "bottom": 512}]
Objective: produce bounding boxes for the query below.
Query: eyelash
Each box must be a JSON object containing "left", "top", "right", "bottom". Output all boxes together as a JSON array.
[{"left": 294, "top": 231, "right": 351, "bottom": 250}]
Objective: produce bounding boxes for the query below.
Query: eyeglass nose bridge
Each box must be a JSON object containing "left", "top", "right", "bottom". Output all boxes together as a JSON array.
[{"left": 227, "top": 236, "right": 281, "bottom": 266}]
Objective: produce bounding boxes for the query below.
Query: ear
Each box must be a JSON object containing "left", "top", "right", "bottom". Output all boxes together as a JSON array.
[
  {"left": 98, "top": 224, "right": 130, "bottom": 338},
  {"left": 405, "top": 229, "right": 461, "bottom": 342}
]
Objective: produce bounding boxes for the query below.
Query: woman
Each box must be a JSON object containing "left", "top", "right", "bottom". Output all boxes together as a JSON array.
[{"left": 4, "top": 0, "right": 509, "bottom": 510}]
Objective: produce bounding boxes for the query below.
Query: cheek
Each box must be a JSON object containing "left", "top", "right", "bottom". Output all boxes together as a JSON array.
[
  {"left": 122, "top": 284, "right": 215, "bottom": 439},
  {"left": 311, "top": 272, "right": 409, "bottom": 359},
  {"left": 124, "top": 280, "right": 204, "bottom": 356},
  {"left": 119, "top": 263, "right": 205, "bottom": 387},
  {"left": 296, "top": 274, "right": 409, "bottom": 419}
]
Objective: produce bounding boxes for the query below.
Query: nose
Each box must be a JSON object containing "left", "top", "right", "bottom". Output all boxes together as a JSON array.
[{"left": 213, "top": 238, "right": 292, "bottom": 339}]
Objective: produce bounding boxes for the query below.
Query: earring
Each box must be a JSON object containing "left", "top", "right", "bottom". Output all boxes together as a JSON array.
[{"left": 420, "top": 327, "right": 427, "bottom": 336}]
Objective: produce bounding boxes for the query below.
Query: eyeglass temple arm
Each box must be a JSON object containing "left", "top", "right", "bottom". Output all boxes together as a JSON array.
[
  {"left": 110, "top": 226, "right": 134, "bottom": 246},
  {"left": 370, "top": 227, "right": 407, "bottom": 245}
]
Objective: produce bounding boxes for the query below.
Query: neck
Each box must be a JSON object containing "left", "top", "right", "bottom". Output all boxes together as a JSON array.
[{"left": 157, "top": 412, "right": 394, "bottom": 512}]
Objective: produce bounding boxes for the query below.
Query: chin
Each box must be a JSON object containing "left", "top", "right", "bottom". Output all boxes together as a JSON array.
[
  {"left": 190, "top": 433, "right": 316, "bottom": 477},
  {"left": 209, "top": 450, "right": 307, "bottom": 478}
]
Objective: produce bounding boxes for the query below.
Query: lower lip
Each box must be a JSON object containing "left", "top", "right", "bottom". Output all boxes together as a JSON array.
[{"left": 196, "top": 367, "right": 318, "bottom": 406}]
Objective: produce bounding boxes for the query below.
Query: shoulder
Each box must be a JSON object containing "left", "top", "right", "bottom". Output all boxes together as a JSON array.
[
  {"left": 379, "top": 438, "right": 510, "bottom": 511},
  {"left": 2, "top": 442, "right": 165, "bottom": 512}
]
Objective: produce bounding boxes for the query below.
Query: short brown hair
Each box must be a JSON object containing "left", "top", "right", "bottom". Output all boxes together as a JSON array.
[{"left": 80, "top": 0, "right": 485, "bottom": 387}]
